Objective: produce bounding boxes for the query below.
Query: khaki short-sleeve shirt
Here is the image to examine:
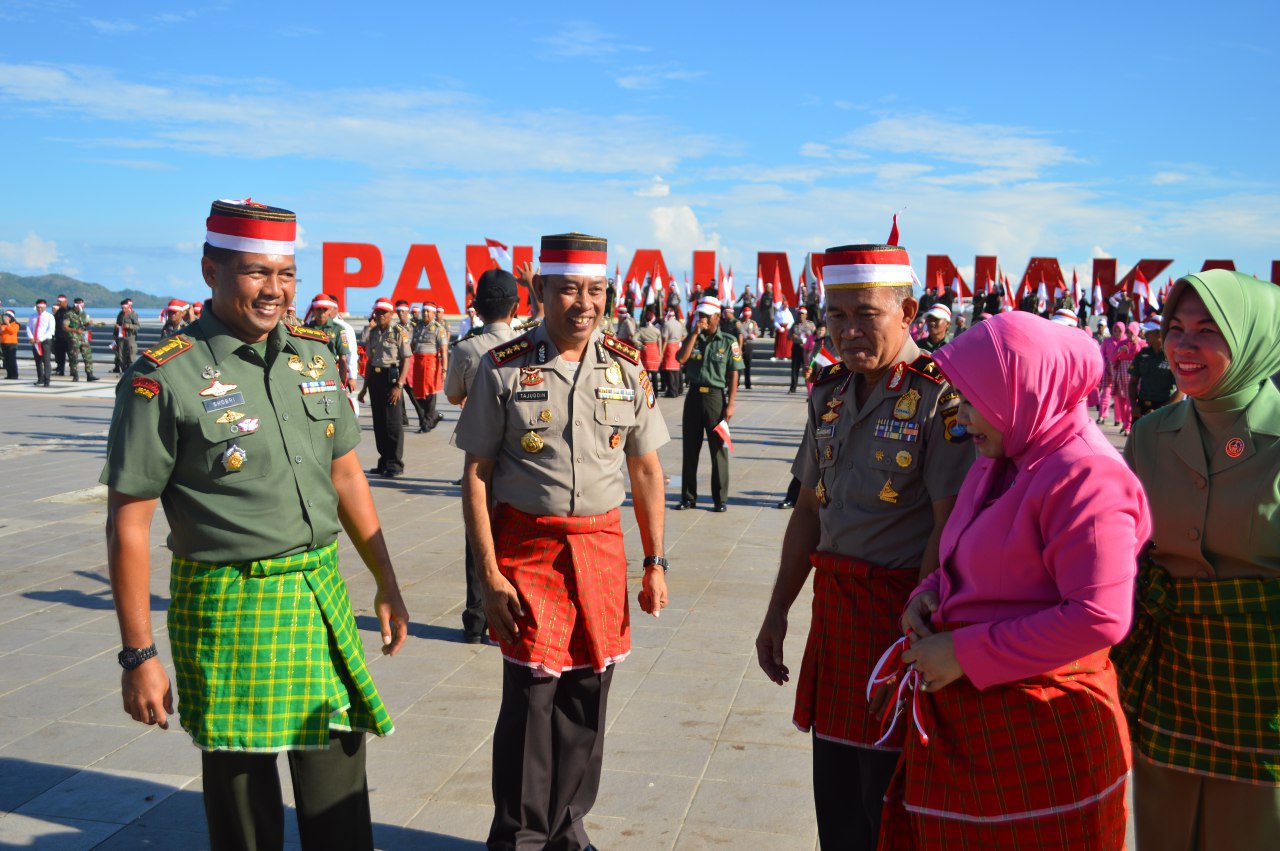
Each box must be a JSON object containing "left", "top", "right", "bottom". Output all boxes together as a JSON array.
[
  {"left": 98, "top": 311, "right": 359, "bottom": 563},
  {"left": 662, "top": 318, "right": 686, "bottom": 344},
  {"left": 453, "top": 325, "right": 669, "bottom": 517},
  {"left": 444, "top": 322, "right": 519, "bottom": 400},
  {"left": 365, "top": 323, "right": 411, "bottom": 369},
  {"left": 792, "top": 337, "right": 974, "bottom": 568}
]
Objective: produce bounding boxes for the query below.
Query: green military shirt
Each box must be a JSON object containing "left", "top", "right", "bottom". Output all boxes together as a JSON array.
[
  {"left": 683, "top": 328, "right": 743, "bottom": 389},
  {"left": 307, "top": 318, "right": 351, "bottom": 363},
  {"left": 99, "top": 309, "right": 360, "bottom": 563},
  {"left": 116, "top": 309, "right": 140, "bottom": 338},
  {"left": 1129, "top": 346, "right": 1177, "bottom": 403}
]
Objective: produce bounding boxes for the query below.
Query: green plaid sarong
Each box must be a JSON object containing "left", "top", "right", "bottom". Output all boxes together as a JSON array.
[
  {"left": 168, "top": 541, "right": 394, "bottom": 752},
  {"left": 1113, "top": 561, "right": 1280, "bottom": 785}
]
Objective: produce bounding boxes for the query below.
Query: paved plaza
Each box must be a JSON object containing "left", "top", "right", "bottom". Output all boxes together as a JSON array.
[
  {"left": 0, "top": 372, "right": 822, "bottom": 850},
  {"left": 0, "top": 370, "right": 1135, "bottom": 849}
]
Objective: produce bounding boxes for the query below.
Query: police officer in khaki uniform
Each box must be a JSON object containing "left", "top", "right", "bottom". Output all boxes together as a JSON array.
[
  {"left": 359, "top": 298, "right": 411, "bottom": 477},
  {"left": 455, "top": 232, "right": 670, "bottom": 850},
  {"left": 444, "top": 269, "right": 522, "bottom": 644},
  {"left": 100, "top": 199, "right": 409, "bottom": 851},
  {"left": 407, "top": 304, "right": 448, "bottom": 432},
  {"left": 755, "top": 240, "right": 974, "bottom": 850},
  {"left": 676, "top": 295, "right": 742, "bottom": 512}
]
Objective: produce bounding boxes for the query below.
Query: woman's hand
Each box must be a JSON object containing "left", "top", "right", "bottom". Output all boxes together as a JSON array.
[
  {"left": 901, "top": 632, "right": 963, "bottom": 693},
  {"left": 901, "top": 590, "right": 939, "bottom": 642}
]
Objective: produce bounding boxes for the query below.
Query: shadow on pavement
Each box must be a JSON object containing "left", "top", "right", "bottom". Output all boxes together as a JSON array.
[{"left": 23, "top": 570, "right": 167, "bottom": 611}]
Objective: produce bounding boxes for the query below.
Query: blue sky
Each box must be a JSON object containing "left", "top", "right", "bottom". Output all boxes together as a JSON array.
[{"left": 1, "top": 0, "right": 1276, "bottom": 305}]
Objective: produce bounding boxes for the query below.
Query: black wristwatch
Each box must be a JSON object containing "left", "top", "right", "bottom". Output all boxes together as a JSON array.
[
  {"left": 118, "top": 644, "right": 158, "bottom": 670},
  {"left": 642, "top": 555, "right": 668, "bottom": 573}
]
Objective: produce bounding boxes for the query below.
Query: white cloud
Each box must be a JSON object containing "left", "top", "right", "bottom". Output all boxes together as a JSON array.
[
  {"left": 650, "top": 206, "right": 720, "bottom": 260},
  {"left": 614, "top": 65, "right": 703, "bottom": 91},
  {"left": 1151, "top": 171, "right": 1188, "bottom": 185},
  {"left": 0, "top": 61, "right": 716, "bottom": 175},
  {"left": 88, "top": 158, "right": 175, "bottom": 171},
  {"left": 539, "top": 22, "right": 647, "bottom": 59},
  {"left": 87, "top": 18, "right": 138, "bottom": 34},
  {"left": 294, "top": 225, "right": 310, "bottom": 251},
  {"left": 799, "top": 142, "right": 830, "bottom": 159},
  {"left": 0, "top": 232, "right": 60, "bottom": 270},
  {"left": 635, "top": 176, "right": 670, "bottom": 198}
]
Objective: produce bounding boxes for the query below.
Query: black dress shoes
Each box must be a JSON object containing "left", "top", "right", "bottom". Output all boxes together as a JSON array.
[
  {"left": 674, "top": 500, "right": 696, "bottom": 510},
  {"left": 776, "top": 500, "right": 795, "bottom": 509},
  {"left": 713, "top": 503, "right": 728, "bottom": 513}
]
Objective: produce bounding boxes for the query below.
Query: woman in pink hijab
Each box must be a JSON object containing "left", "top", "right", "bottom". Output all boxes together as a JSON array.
[{"left": 875, "top": 311, "right": 1151, "bottom": 849}]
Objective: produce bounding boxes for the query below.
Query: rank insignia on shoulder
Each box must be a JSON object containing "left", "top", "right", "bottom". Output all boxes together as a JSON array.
[
  {"left": 142, "top": 335, "right": 192, "bottom": 365},
  {"left": 812, "top": 362, "right": 847, "bottom": 385},
  {"left": 287, "top": 324, "right": 331, "bottom": 343},
  {"left": 602, "top": 335, "right": 640, "bottom": 365},
  {"left": 490, "top": 335, "right": 532, "bottom": 366},
  {"left": 906, "top": 354, "right": 944, "bottom": 384},
  {"left": 132, "top": 376, "right": 161, "bottom": 400}
]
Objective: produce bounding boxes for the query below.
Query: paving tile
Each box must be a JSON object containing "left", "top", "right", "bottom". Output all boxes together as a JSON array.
[
  {"left": 603, "top": 732, "right": 716, "bottom": 779},
  {"left": 592, "top": 769, "right": 699, "bottom": 822},
  {"left": 16, "top": 767, "right": 190, "bottom": 824},
  {"left": 674, "top": 824, "right": 817, "bottom": 850},
  {"left": 627, "top": 672, "right": 742, "bottom": 708},
  {"left": 0, "top": 720, "right": 146, "bottom": 768},
  {"left": 0, "top": 812, "right": 124, "bottom": 850},
  {"left": 402, "top": 800, "right": 492, "bottom": 846},
  {"left": 682, "top": 777, "right": 816, "bottom": 836},
  {"left": 608, "top": 697, "right": 728, "bottom": 741},
  {"left": 0, "top": 758, "right": 78, "bottom": 812},
  {"left": 90, "top": 824, "right": 211, "bottom": 850}
]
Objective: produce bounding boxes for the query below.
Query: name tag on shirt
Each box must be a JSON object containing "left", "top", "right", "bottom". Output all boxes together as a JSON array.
[
  {"left": 203, "top": 393, "right": 246, "bottom": 414},
  {"left": 595, "top": 388, "right": 636, "bottom": 402},
  {"left": 515, "top": 391, "right": 549, "bottom": 401},
  {"left": 815, "top": 425, "right": 835, "bottom": 439}
]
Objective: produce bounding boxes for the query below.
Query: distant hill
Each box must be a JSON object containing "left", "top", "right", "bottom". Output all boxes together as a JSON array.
[{"left": 0, "top": 272, "right": 169, "bottom": 310}]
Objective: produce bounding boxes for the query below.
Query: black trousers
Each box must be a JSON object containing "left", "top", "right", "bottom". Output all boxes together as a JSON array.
[
  {"left": 366, "top": 368, "right": 405, "bottom": 473},
  {"left": 662, "top": 368, "right": 682, "bottom": 397},
  {"left": 790, "top": 349, "right": 805, "bottom": 392},
  {"left": 53, "top": 331, "right": 70, "bottom": 373},
  {"left": 489, "top": 663, "right": 612, "bottom": 851},
  {"left": 31, "top": 343, "right": 51, "bottom": 385},
  {"left": 200, "top": 730, "right": 373, "bottom": 851},
  {"left": 2, "top": 343, "right": 17, "bottom": 379},
  {"left": 784, "top": 476, "right": 801, "bottom": 504},
  {"left": 462, "top": 539, "right": 486, "bottom": 640},
  {"left": 812, "top": 735, "right": 900, "bottom": 851},
  {"left": 680, "top": 387, "right": 729, "bottom": 505},
  {"left": 742, "top": 347, "right": 753, "bottom": 389}
]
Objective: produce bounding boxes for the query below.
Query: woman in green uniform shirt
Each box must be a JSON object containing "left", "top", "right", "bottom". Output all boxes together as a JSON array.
[{"left": 1118, "top": 269, "right": 1280, "bottom": 849}]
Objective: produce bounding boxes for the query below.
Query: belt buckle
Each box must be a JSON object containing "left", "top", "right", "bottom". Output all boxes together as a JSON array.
[
  {"left": 699, "top": 386, "right": 710, "bottom": 394},
  {"left": 374, "top": 366, "right": 383, "bottom": 373}
]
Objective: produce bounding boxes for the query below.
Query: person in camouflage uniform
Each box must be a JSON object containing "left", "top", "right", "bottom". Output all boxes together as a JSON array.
[
  {"left": 66, "top": 297, "right": 98, "bottom": 382},
  {"left": 305, "top": 293, "right": 354, "bottom": 390}
]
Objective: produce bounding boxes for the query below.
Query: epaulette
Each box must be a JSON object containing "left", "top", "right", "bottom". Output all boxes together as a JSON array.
[
  {"left": 489, "top": 333, "right": 533, "bottom": 366},
  {"left": 812, "top": 361, "right": 847, "bottom": 385},
  {"left": 601, "top": 334, "right": 640, "bottom": 365},
  {"left": 463, "top": 326, "right": 485, "bottom": 339},
  {"left": 142, "top": 335, "right": 192, "bottom": 366},
  {"left": 288, "top": 324, "right": 331, "bottom": 343},
  {"left": 513, "top": 318, "right": 542, "bottom": 331},
  {"left": 906, "top": 354, "right": 944, "bottom": 384}
]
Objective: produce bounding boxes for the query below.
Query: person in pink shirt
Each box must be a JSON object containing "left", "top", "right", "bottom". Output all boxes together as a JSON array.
[
  {"left": 1111, "top": 322, "right": 1144, "bottom": 436},
  {"left": 1096, "top": 322, "right": 1125, "bottom": 425},
  {"left": 874, "top": 311, "right": 1151, "bottom": 849}
]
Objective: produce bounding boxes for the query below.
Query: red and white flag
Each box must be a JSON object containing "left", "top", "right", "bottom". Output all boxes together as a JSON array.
[
  {"left": 772, "top": 265, "right": 784, "bottom": 302},
  {"left": 713, "top": 419, "right": 734, "bottom": 452},
  {"left": 811, "top": 345, "right": 837, "bottom": 370},
  {"left": 1093, "top": 278, "right": 1104, "bottom": 310},
  {"left": 1132, "top": 267, "right": 1157, "bottom": 308},
  {"left": 726, "top": 266, "right": 735, "bottom": 303},
  {"left": 485, "top": 238, "right": 511, "bottom": 267},
  {"left": 1070, "top": 269, "right": 1082, "bottom": 305},
  {"left": 756, "top": 264, "right": 765, "bottom": 298}
]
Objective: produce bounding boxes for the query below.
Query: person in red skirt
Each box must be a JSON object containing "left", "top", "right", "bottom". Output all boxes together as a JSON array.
[{"left": 878, "top": 310, "right": 1152, "bottom": 849}]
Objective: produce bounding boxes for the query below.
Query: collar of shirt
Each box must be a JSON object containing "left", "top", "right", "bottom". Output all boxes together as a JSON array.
[
  {"left": 196, "top": 308, "right": 299, "bottom": 365},
  {"left": 529, "top": 323, "right": 611, "bottom": 382}
]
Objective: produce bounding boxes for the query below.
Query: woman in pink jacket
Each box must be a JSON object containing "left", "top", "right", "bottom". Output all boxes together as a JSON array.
[{"left": 875, "top": 311, "right": 1151, "bottom": 849}]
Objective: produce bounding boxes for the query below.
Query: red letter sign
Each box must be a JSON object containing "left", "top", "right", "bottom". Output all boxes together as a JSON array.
[
  {"left": 391, "top": 245, "right": 461, "bottom": 314},
  {"left": 323, "top": 242, "right": 383, "bottom": 313}
]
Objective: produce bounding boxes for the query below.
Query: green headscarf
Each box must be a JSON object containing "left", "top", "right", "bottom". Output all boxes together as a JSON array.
[{"left": 1161, "top": 269, "right": 1280, "bottom": 413}]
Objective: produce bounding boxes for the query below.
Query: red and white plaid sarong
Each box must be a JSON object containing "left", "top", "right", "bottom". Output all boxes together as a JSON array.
[
  {"left": 491, "top": 503, "right": 630, "bottom": 676},
  {"left": 640, "top": 341, "right": 661, "bottom": 372},
  {"left": 409, "top": 351, "right": 442, "bottom": 396},
  {"left": 793, "top": 551, "right": 919, "bottom": 747},
  {"left": 879, "top": 648, "right": 1130, "bottom": 850}
]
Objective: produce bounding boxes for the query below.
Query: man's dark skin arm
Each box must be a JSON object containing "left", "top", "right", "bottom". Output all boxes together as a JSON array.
[{"left": 755, "top": 485, "right": 822, "bottom": 684}]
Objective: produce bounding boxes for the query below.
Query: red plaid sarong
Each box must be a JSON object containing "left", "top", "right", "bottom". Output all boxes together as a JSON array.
[
  {"left": 491, "top": 503, "right": 630, "bottom": 676},
  {"left": 793, "top": 552, "right": 918, "bottom": 747},
  {"left": 879, "top": 648, "right": 1130, "bottom": 850},
  {"left": 640, "top": 341, "right": 661, "bottom": 371},
  {"left": 660, "top": 342, "right": 681, "bottom": 371},
  {"left": 409, "top": 351, "right": 442, "bottom": 396}
]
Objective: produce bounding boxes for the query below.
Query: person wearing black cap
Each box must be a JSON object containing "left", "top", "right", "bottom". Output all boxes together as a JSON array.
[
  {"left": 52, "top": 294, "right": 71, "bottom": 375},
  {"left": 115, "top": 299, "right": 140, "bottom": 372},
  {"left": 444, "top": 268, "right": 522, "bottom": 644}
]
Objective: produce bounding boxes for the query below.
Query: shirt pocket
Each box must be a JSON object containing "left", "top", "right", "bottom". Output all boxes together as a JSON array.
[
  {"left": 302, "top": 396, "right": 341, "bottom": 461},
  {"left": 197, "top": 411, "right": 272, "bottom": 484},
  {"left": 509, "top": 401, "right": 557, "bottom": 459},
  {"left": 868, "top": 439, "right": 920, "bottom": 475},
  {"left": 816, "top": 438, "right": 838, "bottom": 470},
  {"left": 592, "top": 402, "right": 636, "bottom": 457}
]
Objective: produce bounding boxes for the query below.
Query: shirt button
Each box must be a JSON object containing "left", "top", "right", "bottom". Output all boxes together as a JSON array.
[
  {"left": 295, "top": 455, "right": 303, "bottom": 464},
  {"left": 576, "top": 419, "right": 582, "bottom": 426},
  {"left": 282, "top": 414, "right": 290, "bottom": 421},
  {"left": 576, "top": 456, "right": 583, "bottom": 463},
  {"left": 1188, "top": 528, "right": 1201, "bottom": 541},
  {"left": 307, "top": 499, "right": 314, "bottom": 507},
  {"left": 576, "top": 490, "right": 583, "bottom": 498},
  {"left": 836, "top": 501, "right": 844, "bottom": 509},
  {"left": 1194, "top": 475, "right": 1206, "bottom": 489}
]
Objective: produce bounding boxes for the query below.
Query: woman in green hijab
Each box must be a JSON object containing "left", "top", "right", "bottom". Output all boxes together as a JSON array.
[{"left": 1118, "top": 269, "right": 1280, "bottom": 849}]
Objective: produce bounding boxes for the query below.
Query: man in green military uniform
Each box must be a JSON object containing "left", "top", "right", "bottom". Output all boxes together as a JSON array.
[
  {"left": 66, "top": 297, "right": 98, "bottom": 382},
  {"left": 101, "top": 199, "right": 410, "bottom": 851},
  {"left": 676, "top": 295, "right": 742, "bottom": 512},
  {"left": 115, "top": 298, "right": 140, "bottom": 373},
  {"left": 1129, "top": 317, "right": 1181, "bottom": 424},
  {"left": 305, "top": 292, "right": 354, "bottom": 391}
]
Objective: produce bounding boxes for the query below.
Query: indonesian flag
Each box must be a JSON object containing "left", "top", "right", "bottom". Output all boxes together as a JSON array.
[
  {"left": 1036, "top": 277, "right": 1049, "bottom": 312},
  {"left": 485, "top": 238, "right": 511, "bottom": 267},
  {"left": 1164, "top": 275, "right": 1175, "bottom": 301},
  {"left": 717, "top": 263, "right": 726, "bottom": 301},
  {"left": 653, "top": 272, "right": 664, "bottom": 305},
  {"left": 772, "top": 265, "right": 784, "bottom": 302},
  {"left": 1133, "top": 266, "right": 1157, "bottom": 308},
  {"left": 815, "top": 263, "right": 825, "bottom": 306},
  {"left": 950, "top": 276, "right": 961, "bottom": 295},
  {"left": 686, "top": 272, "right": 695, "bottom": 303},
  {"left": 713, "top": 419, "right": 734, "bottom": 452},
  {"left": 1093, "top": 278, "right": 1104, "bottom": 310},
  {"left": 798, "top": 266, "right": 807, "bottom": 300},
  {"left": 812, "top": 345, "right": 837, "bottom": 370},
  {"left": 756, "top": 264, "right": 765, "bottom": 298},
  {"left": 726, "top": 266, "right": 735, "bottom": 303},
  {"left": 630, "top": 278, "right": 641, "bottom": 306},
  {"left": 615, "top": 263, "right": 621, "bottom": 289},
  {"left": 1070, "top": 268, "right": 1082, "bottom": 305}
]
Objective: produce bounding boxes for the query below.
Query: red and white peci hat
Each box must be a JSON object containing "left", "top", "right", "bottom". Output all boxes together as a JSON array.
[
  {"left": 539, "top": 232, "right": 607, "bottom": 277},
  {"left": 822, "top": 216, "right": 916, "bottom": 291},
  {"left": 311, "top": 294, "right": 338, "bottom": 310},
  {"left": 205, "top": 198, "right": 297, "bottom": 256},
  {"left": 372, "top": 298, "right": 395, "bottom": 313}
]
